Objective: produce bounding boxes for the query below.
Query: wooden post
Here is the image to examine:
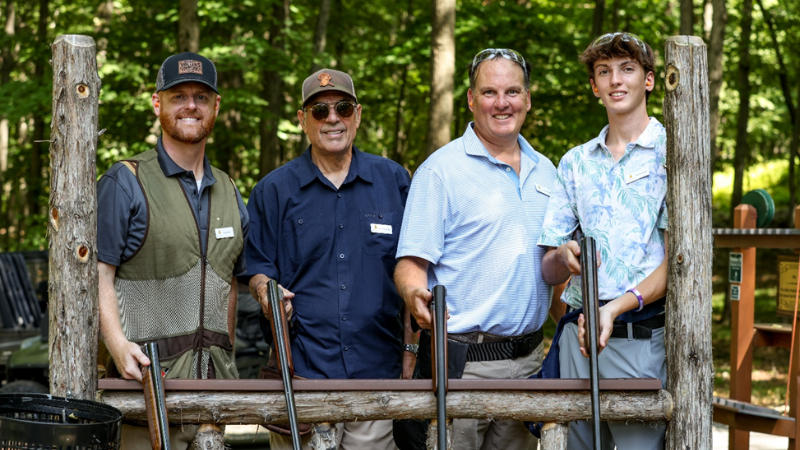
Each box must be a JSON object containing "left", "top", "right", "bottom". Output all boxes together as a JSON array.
[
  {"left": 48, "top": 34, "right": 101, "bottom": 400},
  {"left": 729, "top": 204, "right": 757, "bottom": 450},
  {"left": 539, "top": 422, "right": 568, "bottom": 450},
  {"left": 663, "top": 36, "right": 714, "bottom": 450},
  {"left": 789, "top": 205, "right": 800, "bottom": 450}
]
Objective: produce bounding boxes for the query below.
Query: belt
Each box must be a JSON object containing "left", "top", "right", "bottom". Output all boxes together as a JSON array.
[
  {"left": 449, "top": 328, "right": 543, "bottom": 362},
  {"left": 610, "top": 314, "right": 665, "bottom": 339}
]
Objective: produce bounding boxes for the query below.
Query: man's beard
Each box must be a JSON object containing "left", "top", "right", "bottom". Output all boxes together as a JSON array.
[{"left": 160, "top": 111, "right": 216, "bottom": 144}]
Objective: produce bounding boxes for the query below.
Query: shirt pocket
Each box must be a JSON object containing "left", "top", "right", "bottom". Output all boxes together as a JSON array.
[
  {"left": 360, "top": 211, "right": 398, "bottom": 256},
  {"left": 282, "top": 214, "right": 330, "bottom": 264}
]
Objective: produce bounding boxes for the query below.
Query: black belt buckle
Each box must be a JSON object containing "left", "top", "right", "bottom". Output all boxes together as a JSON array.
[{"left": 511, "top": 335, "right": 534, "bottom": 359}]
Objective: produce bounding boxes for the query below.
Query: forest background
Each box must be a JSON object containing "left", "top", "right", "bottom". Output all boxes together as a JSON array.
[{"left": 1, "top": 0, "right": 799, "bottom": 251}]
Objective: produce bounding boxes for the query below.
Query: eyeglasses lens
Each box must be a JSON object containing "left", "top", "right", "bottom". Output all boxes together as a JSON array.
[{"left": 310, "top": 101, "right": 356, "bottom": 121}]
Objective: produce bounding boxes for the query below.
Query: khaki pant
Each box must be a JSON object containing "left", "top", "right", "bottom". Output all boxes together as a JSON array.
[
  {"left": 270, "top": 419, "right": 398, "bottom": 450},
  {"left": 121, "top": 424, "right": 198, "bottom": 450},
  {"left": 450, "top": 342, "right": 543, "bottom": 450}
]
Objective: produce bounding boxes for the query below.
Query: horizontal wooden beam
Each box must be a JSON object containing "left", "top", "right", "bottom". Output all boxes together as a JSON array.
[
  {"left": 98, "top": 389, "right": 672, "bottom": 426},
  {"left": 98, "top": 377, "right": 661, "bottom": 392}
]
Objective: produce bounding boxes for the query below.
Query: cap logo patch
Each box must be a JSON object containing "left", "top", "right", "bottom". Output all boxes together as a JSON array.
[
  {"left": 178, "top": 60, "right": 203, "bottom": 75},
  {"left": 318, "top": 72, "right": 335, "bottom": 87}
]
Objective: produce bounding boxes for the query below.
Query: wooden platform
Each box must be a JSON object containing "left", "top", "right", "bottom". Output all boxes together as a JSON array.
[{"left": 713, "top": 396, "right": 795, "bottom": 438}]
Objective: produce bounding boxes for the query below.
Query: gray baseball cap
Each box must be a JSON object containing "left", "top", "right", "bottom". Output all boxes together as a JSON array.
[{"left": 301, "top": 68, "right": 357, "bottom": 107}]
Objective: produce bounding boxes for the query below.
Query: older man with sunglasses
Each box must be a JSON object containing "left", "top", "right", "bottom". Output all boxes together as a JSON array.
[
  {"left": 245, "top": 69, "right": 410, "bottom": 450},
  {"left": 395, "top": 49, "right": 557, "bottom": 450}
]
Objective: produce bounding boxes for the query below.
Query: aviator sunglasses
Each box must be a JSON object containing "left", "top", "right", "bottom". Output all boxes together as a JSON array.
[
  {"left": 591, "top": 32, "right": 648, "bottom": 56},
  {"left": 306, "top": 100, "right": 357, "bottom": 121},
  {"left": 471, "top": 48, "right": 528, "bottom": 78}
]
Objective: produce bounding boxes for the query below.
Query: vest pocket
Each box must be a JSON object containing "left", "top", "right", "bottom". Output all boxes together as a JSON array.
[
  {"left": 283, "top": 214, "right": 330, "bottom": 263},
  {"left": 360, "top": 211, "right": 398, "bottom": 256}
]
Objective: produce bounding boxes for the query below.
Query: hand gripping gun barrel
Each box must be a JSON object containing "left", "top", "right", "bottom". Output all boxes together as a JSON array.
[
  {"left": 580, "top": 236, "right": 602, "bottom": 448},
  {"left": 142, "top": 342, "right": 171, "bottom": 450},
  {"left": 430, "top": 285, "right": 448, "bottom": 450},
  {"left": 266, "top": 279, "right": 302, "bottom": 450}
]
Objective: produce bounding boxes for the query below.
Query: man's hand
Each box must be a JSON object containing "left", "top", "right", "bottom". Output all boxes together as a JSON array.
[
  {"left": 251, "top": 275, "right": 295, "bottom": 319},
  {"left": 107, "top": 339, "right": 151, "bottom": 381},
  {"left": 576, "top": 305, "right": 615, "bottom": 358},
  {"left": 406, "top": 287, "right": 433, "bottom": 329}
]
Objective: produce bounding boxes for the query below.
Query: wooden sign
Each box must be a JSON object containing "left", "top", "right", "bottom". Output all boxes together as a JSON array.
[
  {"left": 729, "top": 252, "right": 743, "bottom": 283},
  {"left": 777, "top": 255, "right": 800, "bottom": 318}
]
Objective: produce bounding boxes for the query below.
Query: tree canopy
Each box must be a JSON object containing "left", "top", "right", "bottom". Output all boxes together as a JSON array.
[{"left": 1, "top": 0, "right": 799, "bottom": 250}]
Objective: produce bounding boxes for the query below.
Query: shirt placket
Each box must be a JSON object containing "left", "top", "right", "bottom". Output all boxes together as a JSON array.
[{"left": 334, "top": 188, "right": 352, "bottom": 374}]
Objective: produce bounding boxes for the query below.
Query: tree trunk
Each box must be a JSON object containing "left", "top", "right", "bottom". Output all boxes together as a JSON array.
[
  {"left": 178, "top": 0, "right": 199, "bottom": 53},
  {"left": 310, "top": 0, "right": 332, "bottom": 74},
  {"left": 49, "top": 34, "right": 101, "bottom": 400},
  {"left": 663, "top": 36, "right": 714, "bottom": 450},
  {"left": 708, "top": 0, "right": 727, "bottom": 177},
  {"left": 731, "top": 0, "right": 752, "bottom": 221},
  {"left": 591, "top": 0, "right": 605, "bottom": 37},
  {"left": 28, "top": 0, "right": 47, "bottom": 217},
  {"left": 259, "top": 0, "right": 289, "bottom": 177},
  {"left": 425, "top": 0, "right": 455, "bottom": 157},
  {"left": 98, "top": 389, "right": 673, "bottom": 425},
  {"left": 680, "top": 0, "right": 694, "bottom": 35},
  {"left": 611, "top": 0, "right": 620, "bottom": 31},
  {"left": 189, "top": 424, "right": 224, "bottom": 450},
  {"left": 791, "top": 79, "right": 800, "bottom": 220},
  {"left": 0, "top": 0, "right": 15, "bottom": 177}
]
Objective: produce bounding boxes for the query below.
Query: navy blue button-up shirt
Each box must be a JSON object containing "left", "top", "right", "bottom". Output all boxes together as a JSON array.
[{"left": 245, "top": 146, "right": 410, "bottom": 379}]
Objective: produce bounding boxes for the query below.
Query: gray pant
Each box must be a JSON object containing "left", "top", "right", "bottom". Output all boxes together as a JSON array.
[
  {"left": 450, "top": 341, "right": 543, "bottom": 450},
  {"left": 270, "top": 419, "right": 398, "bottom": 450},
  {"left": 121, "top": 424, "right": 198, "bottom": 450},
  {"left": 559, "top": 322, "right": 667, "bottom": 450}
]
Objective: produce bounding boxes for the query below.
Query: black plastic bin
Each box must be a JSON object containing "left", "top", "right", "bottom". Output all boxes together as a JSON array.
[{"left": 0, "top": 393, "right": 122, "bottom": 449}]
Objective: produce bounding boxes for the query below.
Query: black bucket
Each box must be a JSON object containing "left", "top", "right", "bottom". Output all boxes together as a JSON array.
[{"left": 0, "top": 393, "right": 122, "bottom": 449}]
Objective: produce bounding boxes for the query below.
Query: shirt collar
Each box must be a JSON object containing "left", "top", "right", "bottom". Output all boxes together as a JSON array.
[
  {"left": 592, "top": 117, "right": 660, "bottom": 153},
  {"left": 461, "top": 122, "right": 540, "bottom": 165},
  {"left": 155, "top": 137, "right": 216, "bottom": 185},
  {"left": 298, "top": 145, "right": 373, "bottom": 189}
]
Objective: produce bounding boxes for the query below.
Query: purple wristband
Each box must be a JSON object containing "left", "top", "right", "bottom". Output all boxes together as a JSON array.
[{"left": 627, "top": 288, "right": 644, "bottom": 312}]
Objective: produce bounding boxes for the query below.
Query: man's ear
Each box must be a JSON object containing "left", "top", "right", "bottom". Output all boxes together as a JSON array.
[
  {"left": 297, "top": 109, "right": 307, "bottom": 132},
  {"left": 467, "top": 89, "right": 475, "bottom": 112},
  {"left": 152, "top": 93, "right": 161, "bottom": 116},
  {"left": 214, "top": 94, "right": 221, "bottom": 115},
  {"left": 589, "top": 78, "right": 600, "bottom": 97},
  {"left": 645, "top": 71, "right": 655, "bottom": 92}
]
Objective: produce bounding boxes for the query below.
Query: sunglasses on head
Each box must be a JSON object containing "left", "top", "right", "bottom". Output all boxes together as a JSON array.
[
  {"left": 306, "top": 100, "right": 357, "bottom": 121},
  {"left": 591, "top": 32, "right": 648, "bottom": 56},
  {"left": 471, "top": 48, "right": 528, "bottom": 78}
]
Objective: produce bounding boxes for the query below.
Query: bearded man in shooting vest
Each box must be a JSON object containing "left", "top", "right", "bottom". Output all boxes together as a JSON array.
[{"left": 97, "top": 52, "right": 249, "bottom": 449}]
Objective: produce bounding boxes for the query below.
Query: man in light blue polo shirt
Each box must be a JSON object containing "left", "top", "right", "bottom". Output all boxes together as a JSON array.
[
  {"left": 538, "top": 33, "right": 668, "bottom": 449},
  {"left": 395, "top": 48, "right": 556, "bottom": 450}
]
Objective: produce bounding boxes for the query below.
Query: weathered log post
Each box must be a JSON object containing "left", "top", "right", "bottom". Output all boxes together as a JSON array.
[
  {"left": 539, "top": 422, "right": 569, "bottom": 450},
  {"left": 48, "top": 34, "right": 101, "bottom": 400},
  {"left": 663, "top": 36, "right": 714, "bottom": 450}
]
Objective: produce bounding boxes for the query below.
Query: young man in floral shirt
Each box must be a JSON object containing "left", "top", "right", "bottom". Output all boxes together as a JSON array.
[{"left": 538, "top": 33, "right": 668, "bottom": 449}]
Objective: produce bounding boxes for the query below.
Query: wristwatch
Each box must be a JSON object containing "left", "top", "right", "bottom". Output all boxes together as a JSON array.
[{"left": 403, "top": 343, "right": 419, "bottom": 357}]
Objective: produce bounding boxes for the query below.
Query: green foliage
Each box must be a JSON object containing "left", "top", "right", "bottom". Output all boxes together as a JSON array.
[{"left": 1, "top": 0, "right": 800, "bottom": 250}]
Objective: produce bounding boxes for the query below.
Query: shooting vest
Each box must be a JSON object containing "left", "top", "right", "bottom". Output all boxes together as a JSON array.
[{"left": 114, "top": 149, "right": 243, "bottom": 380}]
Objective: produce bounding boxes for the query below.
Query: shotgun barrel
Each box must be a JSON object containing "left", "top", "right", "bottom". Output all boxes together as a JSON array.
[
  {"left": 580, "top": 236, "right": 602, "bottom": 448},
  {"left": 142, "top": 342, "right": 171, "bottom": 450},
  {"left": 430, "top": 285, "right": 448, "bottom": 450},
  {"left": 266, "top": 279, "right": 301, "bottom": 450}
]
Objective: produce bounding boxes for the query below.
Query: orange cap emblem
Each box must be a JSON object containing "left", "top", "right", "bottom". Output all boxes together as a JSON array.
[{"left": 318, "top": 73, "right": 335, "bottom": 87}]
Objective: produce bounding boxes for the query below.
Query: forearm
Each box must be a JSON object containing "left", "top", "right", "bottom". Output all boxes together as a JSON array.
[
  {"left": 542, "top": 247, "right": 573, "bottom": 285},
  {"left": 394, "top": 257, "right": 429, "bottom": 308},
  {"left": 548, "top": 281, "right": 569, "bottom": 324},
  {"left": 604, "top": 231, "right": 669, "bottom": 319},
  {"left": 98, "top": 262, "right": 126, "bottom": 347},
  {"left": 248, "top": 274, "right": 271, "bottom": 300}
]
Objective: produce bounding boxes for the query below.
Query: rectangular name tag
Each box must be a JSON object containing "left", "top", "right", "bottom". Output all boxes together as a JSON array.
[
  {"left": 371, "top": 223, "right": 392, "bottom": 234},
  {"left": 215, "top": 227, "right": 235, "bottom": 239},
  {"left": 535, "top": 184, "right": 551, "bottom": 197},
  {"left": 625, "top": 168, "right": 650, "bottom": 184}
]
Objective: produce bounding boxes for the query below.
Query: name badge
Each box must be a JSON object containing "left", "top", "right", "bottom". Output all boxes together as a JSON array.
[
  {"left": 535, "top": 184, "right": 551, "bottom": 197},
  {"left": 215, "top": 227, "right": 235, "bottom": 239},
  {"left": 625, "top": 168, "right": 650, "bottom": 184},
  {"left": 371, "top": 223, "right": 392, "bottom": 234}
]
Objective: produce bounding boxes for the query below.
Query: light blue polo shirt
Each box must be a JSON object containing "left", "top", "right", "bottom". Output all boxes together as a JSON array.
[{"left": 397, "top": 123, "right": 557, "bottom": 336}]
